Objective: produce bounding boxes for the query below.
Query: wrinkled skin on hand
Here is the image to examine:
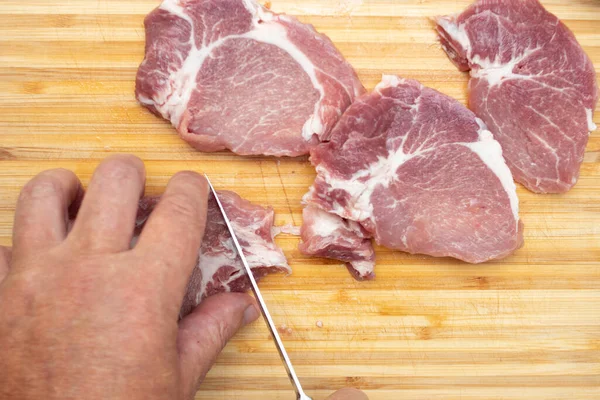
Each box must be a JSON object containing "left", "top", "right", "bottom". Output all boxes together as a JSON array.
[{"left": 0, "top": 155, "right": 367, "bottom": 400}]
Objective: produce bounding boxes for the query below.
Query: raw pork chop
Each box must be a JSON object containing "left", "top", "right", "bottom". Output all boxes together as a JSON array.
[
  {"left": 436, "top": 0, "right": 598, "bottom": 193},
  {"left": 81, "top": 191, "right": 289, "bottom": 318},
  {"left": 303, "top": 75, "right": 524, "bottom": 265},
  {"left": 136, "top": 0, "right": 365, "bottom": 156},
  {"left": 299, "top": 206, "right": 375, "bottom": 280}
]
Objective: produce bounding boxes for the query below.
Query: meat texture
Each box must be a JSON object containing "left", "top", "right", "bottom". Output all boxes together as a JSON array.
[
  {"left": 436, "top": 0, "right": 598, "bottom": 193},
  {"left": 303, "top": 75, "right": 524, "bottom": 267},
  {"left": 136, "top": 0, "right": 365, "bottom": 156},
  {"left": 299, "top": 206, "right": 375, "bottom": 280},
  {"left": 130, "top": 191, "right": 289, "bottom": 318}
]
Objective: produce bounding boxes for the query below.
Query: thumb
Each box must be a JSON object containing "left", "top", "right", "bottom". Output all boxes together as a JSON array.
[
  {"left": 326, "top": 388, "right": 369, "bottom": 400},
  {"left": 177, "top": 292, "right": 260, "bottom": 399}
]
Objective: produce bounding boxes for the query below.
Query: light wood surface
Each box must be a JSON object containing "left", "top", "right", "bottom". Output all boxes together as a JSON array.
[{"left": 0, "top": 0, "right": 599, "bottom": 399}]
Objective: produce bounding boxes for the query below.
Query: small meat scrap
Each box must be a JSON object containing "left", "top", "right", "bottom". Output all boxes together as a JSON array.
[
  {"left": 272, "top": 224, "right": 301, "bottom": 236},
  {"left": 299, "top": 206, "right": 375, "bottom": 280},
  {"left": 278, "top": 324, "right": 293, "bottom": 335}
]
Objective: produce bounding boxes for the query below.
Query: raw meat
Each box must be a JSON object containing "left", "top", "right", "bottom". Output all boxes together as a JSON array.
[
  {"left": 136, "top": 0, "right": 365, "bottom": 157},
  {"left": 299, "top": 206, "right": 375, "bottom": 280},
  {"left": 303, "top": 75, "right": 523, "bottom": 265},
  {"left": 78, "top": 191, "right": 289, "bottom": 318},
  {"left": 179, "top": 190, "right": 290, "bottom": 316},
  {"left": 436, "top": 0, "right": 598, "bottom": 193}
]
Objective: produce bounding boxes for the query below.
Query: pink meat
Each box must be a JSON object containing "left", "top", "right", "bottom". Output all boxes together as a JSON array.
[
  {"left": 303, "top": 75, "right": 524, "bottom": 267},
  {"left": 136, "top": 0, "right": 365, "bottom": 157},
  {"left": 178, "top": 190, "right": 290, "bottom": 317},
  {"left": 436, "top": 0, "right": 598, "bottom": 193}
]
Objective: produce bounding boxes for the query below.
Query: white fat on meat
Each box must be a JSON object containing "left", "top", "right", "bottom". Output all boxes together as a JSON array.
[
  {"left": 463, "top": 120, "right": 519, "bottom": 222},
  {"left": 470, "top": 47, "right": 543, "bottom": 87},
  {"left": 299, "top": 206, "right": 375, "bottom": 280},
  {"left": 272, "top": 224, "right": 301, "bottom": 236},
  {"left": 586, "top": 108, "right": 597, "bottom": 132},
  {"left": 194, "top": 214, "right": 289, "bottom": 305},
  {"left": 436, "top": 15, "right": 471, "bottom": 53},
  {"left": 309, "top": 209, "right": 348, "bottom": 237}
]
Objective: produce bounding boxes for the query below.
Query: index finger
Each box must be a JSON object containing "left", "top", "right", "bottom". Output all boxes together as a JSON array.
[{"left": 134, "top": 172, "right": 208, "bottom": 308}]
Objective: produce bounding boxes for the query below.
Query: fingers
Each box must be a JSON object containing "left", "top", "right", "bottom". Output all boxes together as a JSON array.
[
  {"left": 69, "top": 155, "right": 145, "bottom": 253},
  {"left": 177, "top": 293, "right": 259, "bottom": 399},
  {"left": 326, "top": 388, "right": 369, "bottom": 400},
  {"left": 0, "top": 246, "right": 11, "bottom": 283},
  {"left": 135, "top": 171, "right": 208, "bottom": 300},
  {"left": 13, "top": 169, "right": 82, "bottom": 252}
]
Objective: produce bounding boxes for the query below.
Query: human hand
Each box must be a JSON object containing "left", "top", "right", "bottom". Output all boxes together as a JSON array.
[
  {"left": 326, "top": 388, "right": 368, "bottom": 399},
  {"left": 0, "top": 155, "right": 260, "bottom": 400}
]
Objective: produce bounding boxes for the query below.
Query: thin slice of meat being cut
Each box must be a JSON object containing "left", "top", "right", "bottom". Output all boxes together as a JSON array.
[
  {"left": 136, "top": 0, "right": 365, "bottom": 157},
  {"left": 299, "top": 206, "right": 375, "bottom": 280},
  {"left": 179, "top": 190, "right": 290, "bottom": 317},
  {"left": 302, "top": 75, "right": 524, "bottom": 271},
  {"left": 436, "top": 0, "right": 598, "bottom": 193},
  {"left": 81, "top": 191, "right": 290, "bottom": 318}
]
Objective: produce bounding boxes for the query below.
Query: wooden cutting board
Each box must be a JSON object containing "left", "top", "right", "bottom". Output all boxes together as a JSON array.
[{"left": 0, "top": 0, "right": 598, "bottom": 399}]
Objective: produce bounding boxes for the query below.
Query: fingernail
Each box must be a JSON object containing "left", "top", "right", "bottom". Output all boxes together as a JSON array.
[{"left": 243, "top": 304, "right": 260, "bottom": 325}]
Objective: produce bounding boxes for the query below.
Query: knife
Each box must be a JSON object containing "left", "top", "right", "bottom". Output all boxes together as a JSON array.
[{"left": 205, "top": 175, "right": 313, "bottom": 400}]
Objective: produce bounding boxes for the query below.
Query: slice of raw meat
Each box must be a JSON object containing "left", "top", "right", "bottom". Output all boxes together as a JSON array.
[
  {"left": 136, "top": 0, "right": 365, "bottom": 157},
  {"left": 303, "top": 75, "right": 524, "bottom": 265},
  {"left": 299, "top": 206, "right": 375, "bottom": 280},
  {"left": 73, "top": 191, "right": 289, "bottom": 318},
  {"left": 436, "top": 0, "right": 598, "bottom": 193},
  {"left": 137, "top": 191, "right": 290, "bottom": 317},
  {"left": 180, "top": 190, "right": 290, "bottom": 316}
]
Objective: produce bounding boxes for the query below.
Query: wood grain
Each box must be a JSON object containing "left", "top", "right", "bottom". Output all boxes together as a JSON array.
[{"left": 0, "top": 0, "right": 599, "bottom": 399}]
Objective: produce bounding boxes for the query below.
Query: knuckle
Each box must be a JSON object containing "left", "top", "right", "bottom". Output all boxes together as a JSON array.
[
  {"left": 97, "top": 155, "right": 144, "bottom": 182},
  {"left": 161, "top": 192, "right": 199, "bottom": 220},
  {"left": 202, "top": 310, "right": 229, "bottom": 349},
  {"left": 20, "top": 172, "right": 65, "bottom": 202},
  {"left": 1, "top": 268, "right": 42, "bottom": 308}
]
